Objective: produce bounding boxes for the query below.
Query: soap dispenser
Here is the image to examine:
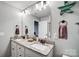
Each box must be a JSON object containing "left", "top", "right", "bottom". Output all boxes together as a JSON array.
[
  {"left": 25, "top": 26, "right": 28, "bottom": 39},
  {"left": 15, "top": 25, "right": 20, "bottom": 39}
]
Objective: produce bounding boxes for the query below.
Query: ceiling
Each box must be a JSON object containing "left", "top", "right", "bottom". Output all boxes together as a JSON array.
[
  {"left": 4, "top": 1, "right": 51, "bottom": 18},
  {"left": 4, "top": 1, "right": 38, "bottom": 10}
]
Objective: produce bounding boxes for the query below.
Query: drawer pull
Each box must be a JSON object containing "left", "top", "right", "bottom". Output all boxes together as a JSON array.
[
  {"left": 19, "top": 48, "right": 21, "bottom": 49},
  {"left": 12, "top": 48, "right": 14, "bottom": 50},
  {"left": 19, "top": 55, "right": 21, "bottom": 56}
]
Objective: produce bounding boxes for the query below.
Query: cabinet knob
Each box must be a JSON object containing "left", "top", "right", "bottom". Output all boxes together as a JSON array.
[
  {"left": 19, "top": 55, "right": 21, "bottom": 56},
  {"left": 12, "top": 48, "right": 14, "bottom": 50}
]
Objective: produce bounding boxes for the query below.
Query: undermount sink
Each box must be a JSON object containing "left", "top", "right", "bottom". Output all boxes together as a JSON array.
[
  {"left": 15, "top": 39, "right": 25, "bottom": 42},
  {"left": 31, "top": 43, "right": 48, "bottom": 51},
  {"left": 15, "top": 39, "right": 36, "bottom": 45}
]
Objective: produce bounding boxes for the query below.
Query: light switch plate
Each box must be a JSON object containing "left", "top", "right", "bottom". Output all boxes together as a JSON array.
[{"left": 0, "top": 32, "right": 5, "bottom": 36}]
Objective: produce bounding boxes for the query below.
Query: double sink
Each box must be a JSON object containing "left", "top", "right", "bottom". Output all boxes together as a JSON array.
[
  {"left": 12, "top": 38, "right": 54, "bottom": 55},
  {"left": 15, "top": 39, "right": 50, "bottom": 51}
]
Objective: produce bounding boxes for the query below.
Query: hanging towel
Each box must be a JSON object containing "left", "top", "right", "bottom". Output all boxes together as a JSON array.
[
  {"left": 59, "top": 20, "right": 68, "bottom": 39},
  {"left": 15, "top": 25, "right": 20, "bottom": 35},
  {"left": 15, "top": 28, "right": 19, "bottom": 35}
]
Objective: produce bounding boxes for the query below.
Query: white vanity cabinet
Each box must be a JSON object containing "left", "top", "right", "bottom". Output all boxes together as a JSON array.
[
  {"left": 11, "top": 40, "right": 54, "bottom": 57},
  {"left": 11, "top": 41, "right": 24, "bottom": 57}
]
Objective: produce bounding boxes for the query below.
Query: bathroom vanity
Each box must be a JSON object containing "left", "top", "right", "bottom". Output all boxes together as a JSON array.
[{"left": 11, "top": 39, "right": 54, "bottom": 57}]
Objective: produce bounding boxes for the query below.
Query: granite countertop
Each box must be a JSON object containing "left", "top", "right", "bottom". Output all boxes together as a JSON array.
[{"left": 11, "top": 39, "right": 54, "bottom": 55}]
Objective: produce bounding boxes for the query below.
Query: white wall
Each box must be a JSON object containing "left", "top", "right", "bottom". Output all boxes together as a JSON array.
[
  {"left": 50, "top": 1, "right": 79, "bottom": 57},
  {"left": 0, "top": 2, "right": 22, "bottom": 57}
]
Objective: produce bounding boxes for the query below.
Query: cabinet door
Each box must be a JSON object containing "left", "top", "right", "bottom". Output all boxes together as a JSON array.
[
  {"left": 11, "top": 41, "right": 17, "bottom": 57},
  {"left": 16, "top": 44, "right": 24, "bottom": 57},
  {"left": 24, "top": 48, "right": 44, "bottom": 57}
]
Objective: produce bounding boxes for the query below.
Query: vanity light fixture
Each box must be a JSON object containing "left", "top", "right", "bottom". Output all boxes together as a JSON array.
[
  {"left": 35, "top": 1, "right": 49, "bottom": 11},
  {"left": 18, "top": 9, "right": 31, "bottom": 16},
  {"left": 18, "top": 11, "right": 25, "bottom": 16},
  {"left": 35, "top": 3, "right": 42, "bottom": 11},
  {"left": 41, "top": 1, "right": 49, "bottom": 9},
  {"left": 35, "top": 4, "right": 39, "bottom": 10},
  {"left": 18, "top": 1, "right": 49, "bottom": 16},
  {"left": 25, "top": 9, "right": 30, "bottom": 15}
]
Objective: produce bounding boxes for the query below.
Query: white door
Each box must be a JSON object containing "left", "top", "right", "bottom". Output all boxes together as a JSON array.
[{"left": 39, "top": 20, "right": 48, "bottom": 38}]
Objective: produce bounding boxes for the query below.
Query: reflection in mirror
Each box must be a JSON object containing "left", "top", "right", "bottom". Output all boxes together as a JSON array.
[
  {"left": 21, "top": 1, "right": 51, "bottom": 39},
  {"left": 34, "top": 21, "right": 38, "bottom": 37}
]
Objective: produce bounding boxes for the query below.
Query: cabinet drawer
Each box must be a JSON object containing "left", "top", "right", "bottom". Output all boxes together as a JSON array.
[
  {"left": 17, "top": 49, "right": 24, "bottom": 57},
  {"left": 11, "top": 41, "right": 17, "bottom": 57},
  {"left": 16, "top": 44, "right": 24, "bottom": 52},
  {"left": 16, "top": 44, "right": 24, "bottom": 57},
  {"left": 16, "top": 52, "right": 24, "bottom": 57}
]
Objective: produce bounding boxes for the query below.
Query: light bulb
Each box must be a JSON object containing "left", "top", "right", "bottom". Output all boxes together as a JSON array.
[
  {"left": 41, "top": 1, "right": 43, "bottom": 7},
  {"left": 25, "top": 10, "right": 30, "bottom": 15},
  {"left": 43, "top": 5, "right": 46, "bottom": 9},
  {"left": 18, "top": 11, "right": 25, "bottom": 16},
  {"left": 46, "top": 1, "right": 49, "bottom": 5},
  {"left": 35, "top": 4, "right": 39, "bottom": 10}
]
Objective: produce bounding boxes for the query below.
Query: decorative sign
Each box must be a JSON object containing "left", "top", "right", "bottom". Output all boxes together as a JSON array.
[{"left": 58, "top": 1, "right": 76, "bottom": 15}]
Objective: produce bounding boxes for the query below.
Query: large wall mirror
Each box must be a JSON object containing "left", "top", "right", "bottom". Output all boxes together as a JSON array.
[{"left": 21, "top": 1, "right": 51, "bottom": 39}]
